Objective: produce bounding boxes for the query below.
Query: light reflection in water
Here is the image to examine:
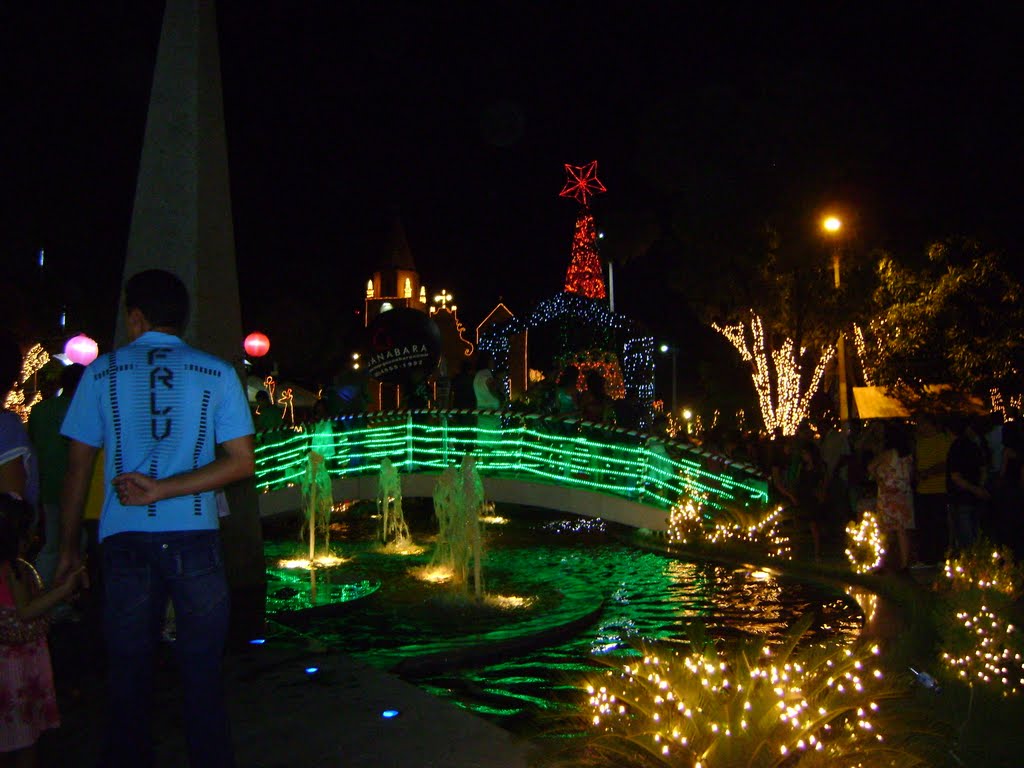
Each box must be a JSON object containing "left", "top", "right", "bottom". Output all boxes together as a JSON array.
[
  {"left": 265, "top": 509, "right": 863, "bottom": 733},
  {"left": 847, "top": 586, "right": 879, "bottom": 625}
]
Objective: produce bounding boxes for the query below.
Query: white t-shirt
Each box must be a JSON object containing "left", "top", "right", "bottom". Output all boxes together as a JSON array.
[{"left": 473, "top": 369, "right": 500, "bottom": 409}]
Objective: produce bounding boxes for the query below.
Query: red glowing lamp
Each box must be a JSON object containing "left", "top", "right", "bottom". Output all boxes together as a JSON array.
[
  {"left": 64, "top": 334, "right": 99, "bottom": 366},
  {"left": 244, "top": 332, "right": 271, "bottom": 358}
]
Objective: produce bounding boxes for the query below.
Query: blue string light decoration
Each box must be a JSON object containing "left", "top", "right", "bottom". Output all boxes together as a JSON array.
[{"left": 478, "top": 292, "right": 655, "bottom": 428}]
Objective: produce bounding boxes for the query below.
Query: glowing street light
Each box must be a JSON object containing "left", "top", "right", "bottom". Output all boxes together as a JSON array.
[
  {"left": 659, "top": 343, "right": 678, "bottom": 418},
  {"left": 822, "top": 214, "right": 848, "bottom": 420},
  {"left": 822, "top": 215, "right": 842, "bottom": 234}
]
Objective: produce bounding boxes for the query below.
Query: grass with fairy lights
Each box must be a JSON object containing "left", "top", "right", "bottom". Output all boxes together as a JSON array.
[
  {"left": 667, "top": 499, "right": 791, "bottom": 560},
  {"left": 941, "top": 537, "right": 1024, "bottom": 598},
  {"left": 935, "top": 537, "right": 1024, "bottom": 697},
  {"left": 553, "top": 614, "right": 939, "bottom": 768}
]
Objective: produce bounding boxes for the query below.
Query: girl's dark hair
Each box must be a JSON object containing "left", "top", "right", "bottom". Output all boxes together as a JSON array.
[
  {"left": 884, "top": 420, "right": 914, "bottom": 457},
  {"left": 0, "top": 493, "right": 31, "bottom": 563}
]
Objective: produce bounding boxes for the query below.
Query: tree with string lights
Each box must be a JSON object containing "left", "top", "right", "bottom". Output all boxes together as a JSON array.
[{"left": 679, "top": 219, "right": 876, "bottom": 435}]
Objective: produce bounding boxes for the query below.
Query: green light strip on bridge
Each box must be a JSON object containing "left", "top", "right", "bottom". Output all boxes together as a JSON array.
[{"left": 254, "top": 416, "right": 769, "bottom": 511}]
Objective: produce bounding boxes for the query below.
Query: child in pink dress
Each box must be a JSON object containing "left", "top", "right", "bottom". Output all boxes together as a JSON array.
[{"left": 0, "top": 493, "right": 84, "bottom": 763}]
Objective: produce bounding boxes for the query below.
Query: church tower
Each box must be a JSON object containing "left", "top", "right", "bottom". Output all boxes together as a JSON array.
[
  {"left": 364, "top": 215, "right": 428, "bottom": 326},
  {"left": 363, "top": 215, "right": 428, "bottom": 410}
]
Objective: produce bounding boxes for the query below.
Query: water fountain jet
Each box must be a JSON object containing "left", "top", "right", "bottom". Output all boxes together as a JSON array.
[
  {"left": 430, "top": 456, "right": 486, "bottom": 600},
  {"left": 378, "top": 457, "right": 416, "bottom": 553}
]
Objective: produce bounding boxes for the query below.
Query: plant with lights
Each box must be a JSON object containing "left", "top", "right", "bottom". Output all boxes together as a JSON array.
[
  {"left": 3, "top": 343, "right": 49, "bottom": 422},
  {"left": 844, "top": 510, "right": 886, "bottom": 575},
  {"left": 935, "top": 537, "right": 1024, "bottom": 697},
  {"left": 852, "top": 324, "right": 873, "bottom": 387},
  {"left": 668, "top": 498, "right": 791, "bottom": 560},
  {"left": 569, "top": 615, "right": 936, "bottom": 767},
  {"left": 674, "top": 217, "right": 877, "bottom": 432},
  {"left": 713, "top": 311, "right": 834, "bottom": 436},
  {"left": 990, "top": 388, "right": 1023, "bottom": 420},
  {"left": 939, "top": 604, "right": 1024, "bottom": 697},
  {"left": 941, "top": 537, "right": 1024, "bottom": 600}
]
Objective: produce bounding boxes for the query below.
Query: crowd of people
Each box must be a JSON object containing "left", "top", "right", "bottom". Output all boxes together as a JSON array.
[{"left": 696, "top": 411, "right": 1024, "bottom": 568}]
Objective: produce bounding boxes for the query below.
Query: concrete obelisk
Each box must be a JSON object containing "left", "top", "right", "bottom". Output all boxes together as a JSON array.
[{"left": 118, "top": 0, "right": 265, "bottom": 644}]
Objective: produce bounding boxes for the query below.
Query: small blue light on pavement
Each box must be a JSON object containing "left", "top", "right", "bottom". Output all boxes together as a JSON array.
[
  {"left": 381, "top": 709, "right": 400, "bottom": 719},
  {"left": 304, "top": 666, "right": 320, "bottom": 675},
  {"left": 248, "top": 638, "right": 266, "bottom": 645}
]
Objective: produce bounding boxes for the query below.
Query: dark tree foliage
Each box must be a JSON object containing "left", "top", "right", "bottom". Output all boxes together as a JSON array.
[{"left": 868, "top": 237, "right": 1024, "bottom": 400}]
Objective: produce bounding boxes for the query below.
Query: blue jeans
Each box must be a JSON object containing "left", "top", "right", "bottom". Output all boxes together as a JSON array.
[{"left": 101, "top": 530, "right": 235, "bottom": 768}]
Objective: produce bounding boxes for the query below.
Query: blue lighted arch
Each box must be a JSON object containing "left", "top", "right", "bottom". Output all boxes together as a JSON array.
[{"left": 477, "top": 292, "right": 655, "bottom": 427}]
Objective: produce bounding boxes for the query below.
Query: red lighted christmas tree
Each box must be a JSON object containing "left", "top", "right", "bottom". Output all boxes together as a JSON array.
[{"left": 559, "top": 160, "right": 607, "bottom": 299}]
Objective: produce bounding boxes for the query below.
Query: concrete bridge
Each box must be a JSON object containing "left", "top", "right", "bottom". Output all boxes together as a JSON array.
[{"left": 253, "top": 410, "right": 770, "bottom": 532}]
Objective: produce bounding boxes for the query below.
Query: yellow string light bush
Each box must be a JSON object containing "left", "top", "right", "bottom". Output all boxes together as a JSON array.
[
  {"left": 568, "top": 615, "right": 938, "bottom": 767},
  {"left": 939, "top": 604, "right": 1024, "bottom": 697},
  {"left": 844, "top": 510, "right": 886, "bottom": 575},
  {"left": 936, "top": 537, "right": 1024, "bottom": 697},
  {"left": 667, "top": 498, "right": 791, "bottom": 560},
  {"left": 940, "top": 537, "right": 1023, "bottom": 600},
  {"left": 3, "top": 342, "right": 48, "bottom": 422}
]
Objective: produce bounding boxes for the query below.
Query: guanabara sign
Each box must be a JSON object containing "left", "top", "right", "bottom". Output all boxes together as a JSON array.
[{"left": 365, "top": 307, "right": 441, "bottom": 384}]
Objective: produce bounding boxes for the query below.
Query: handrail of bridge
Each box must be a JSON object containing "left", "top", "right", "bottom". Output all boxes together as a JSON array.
[{"left": 253, "top": 409, "right": 770, "bottom": 516}]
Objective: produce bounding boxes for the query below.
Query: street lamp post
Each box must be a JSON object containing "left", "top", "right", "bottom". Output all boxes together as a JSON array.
[
  {"left": 659, "top": 343, "right": 678, "bottom": 418},
  {"left": 822, "top": 215, "right": 848, "bottom": 421}
]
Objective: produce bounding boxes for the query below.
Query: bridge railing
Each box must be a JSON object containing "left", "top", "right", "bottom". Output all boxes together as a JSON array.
[{"left": 253, "top": 409, "right": 770, "bottom": 514}]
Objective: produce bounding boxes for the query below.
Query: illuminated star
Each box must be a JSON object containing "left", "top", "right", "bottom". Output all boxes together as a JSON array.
[{"left": 559, "top": 160, "right": 607, "bottom": 206}]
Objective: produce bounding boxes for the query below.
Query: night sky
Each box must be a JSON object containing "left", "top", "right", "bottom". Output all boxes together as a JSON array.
[{"left": 2, "top": 2, "right": 1021, "bottom": 388}]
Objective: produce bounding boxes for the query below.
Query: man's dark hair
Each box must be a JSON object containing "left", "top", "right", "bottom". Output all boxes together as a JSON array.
[
  {"left": 60, "top": 363, "right": 86, "bottom": 396},
  {"left": 124, "top": 269, "right": 189, "bottom": 332},
  {"left": 0, "top": 331, "right": 22, "bottom": 399}
]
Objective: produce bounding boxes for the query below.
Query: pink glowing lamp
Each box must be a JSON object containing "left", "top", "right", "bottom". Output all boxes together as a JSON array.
[{"left": 64, "top": 334, "right": 99, "bottom": 366}]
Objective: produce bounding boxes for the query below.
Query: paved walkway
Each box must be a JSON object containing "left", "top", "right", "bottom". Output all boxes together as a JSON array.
[{"left": 39, "top": 620, "right": 537, "bottom": 767}]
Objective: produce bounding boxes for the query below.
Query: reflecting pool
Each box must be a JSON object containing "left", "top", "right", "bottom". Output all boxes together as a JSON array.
[{"left": 263, "top": 503, "right": 862, "bottom": 734}]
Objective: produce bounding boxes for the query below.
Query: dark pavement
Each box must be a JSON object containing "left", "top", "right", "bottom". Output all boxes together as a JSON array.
[{"left": 38, "top": 616, "right": 537, "bottom": 768}]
